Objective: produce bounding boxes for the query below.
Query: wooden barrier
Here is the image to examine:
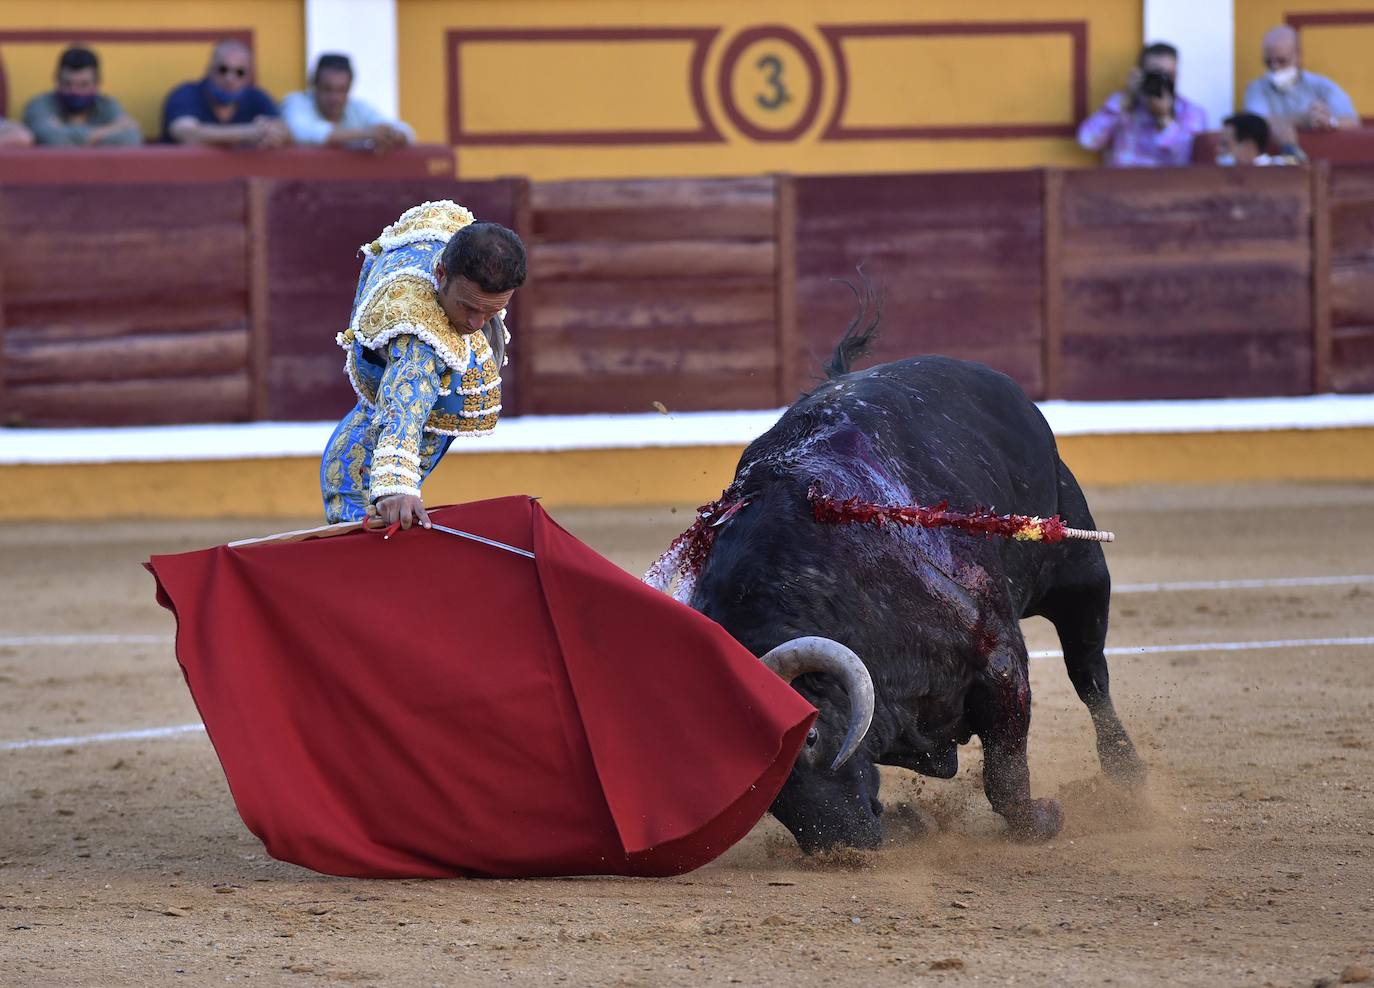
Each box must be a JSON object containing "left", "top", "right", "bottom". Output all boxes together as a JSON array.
[
  {"left": 521, "top": 177, "right": 780, "bottom": 414},
  {"left": 1053, "top": 167, "right": 1314, "bottom": 399},
  {"left": 2, "top": 154, "right": 1373, "bottom": 430},
  {"left": 794, "top": 171, "right": 1046, "bottom": 399},
  {"left": 0, "top": 181, "right": 252, "bottom": 426},
  {"left": 0, "top": 146, "right": 455, "bottom": 184},
  {"left": 1328, "top": 164, "right": 1374, "bottom": 393}
]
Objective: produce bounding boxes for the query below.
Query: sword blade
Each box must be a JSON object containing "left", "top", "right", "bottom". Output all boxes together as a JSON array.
[{"left": 429, "top": 523, "right": 535, "bottom": 559}]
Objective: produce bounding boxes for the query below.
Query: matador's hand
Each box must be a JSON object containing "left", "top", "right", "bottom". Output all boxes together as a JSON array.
[{"left": 369, "top": 494, "right": 431, "bottom": 530}]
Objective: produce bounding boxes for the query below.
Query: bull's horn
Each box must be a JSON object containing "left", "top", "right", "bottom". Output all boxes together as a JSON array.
[{"left": 759, "top": 636, "right": 875, "bottom": 771}]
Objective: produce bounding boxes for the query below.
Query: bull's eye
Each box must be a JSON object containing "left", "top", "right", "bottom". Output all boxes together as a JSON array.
[{"left": 805, "top": 727, "right": 819, "bottom": 747}]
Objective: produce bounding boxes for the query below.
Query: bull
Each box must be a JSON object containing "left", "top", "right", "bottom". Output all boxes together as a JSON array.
[{"left": 672, "top": 289, "right": 1144, "bottom": 852}]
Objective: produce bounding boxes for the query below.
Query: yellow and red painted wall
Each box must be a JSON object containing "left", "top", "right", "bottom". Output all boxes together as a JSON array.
[{"left": 2, "top": 1, "right": 1374, "bottom": 179}]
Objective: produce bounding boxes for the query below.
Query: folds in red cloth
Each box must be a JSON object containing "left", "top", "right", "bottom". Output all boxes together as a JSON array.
[{"left": 146, "top": 496, "right": 814, "bottom": 879}]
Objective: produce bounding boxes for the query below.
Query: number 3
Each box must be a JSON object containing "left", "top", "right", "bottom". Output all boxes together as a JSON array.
[{"left": 755, "top": 54, "right": 791, "bottom": 111}]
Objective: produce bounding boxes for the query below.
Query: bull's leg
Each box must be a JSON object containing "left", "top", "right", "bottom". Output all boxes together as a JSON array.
[
  {"left": 1039, "top": 575, "right": 1146, "bottom": 787},
  {"left": 1041, "top": 460, "right": 1147, "bottom": 787},
  {"left": 970, "top": 653, "right": 1062, "bottom": 840}
]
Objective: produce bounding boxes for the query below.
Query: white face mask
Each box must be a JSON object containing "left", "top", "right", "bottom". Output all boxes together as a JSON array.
[
  {"left": 1216, "top": 154, "right": 1236, "bottom": 166},
  {"left": 1269, "top": 65, "right": 1299, "bottom": 89}
]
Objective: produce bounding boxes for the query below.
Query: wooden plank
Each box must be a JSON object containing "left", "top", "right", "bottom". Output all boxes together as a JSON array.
[
  {"left": 530, "top": 240, "right": 776, "bottom": 280},
  {"left": 1329, "top": 199, "right": 1374, "bottom": 262},
  {"left": 1329, "top": 163, "right": 1374, "bottom": 201},
  {"left": 531, "top": 177, "right": 775, "bottom": 212},
  {"left": 1041, "top": 168, "right": 1062, "bottom": 401},
  {"left": 247, "top": 178, "right": 271, "bottom": 420},
  {"left": 0, "top": 182, "right": 247, "bottom": 232},
  {"left": 1060, "top": 167, "right": 1311, "bottom": 256},
  {"left": 7, "top": 329, "right": 248, "bottom": 385},
  {"left": 1060, "top": 260, "right": 1311, "bottom": 338},
  {"left": 1330, "top": 261, "right": 1374, "bottom": 326},
  {"left": 528, "top": 322, "right": 776, "bottom": 376},
  {"left": 1312, "top": 160, "right": 1333, "bottom": 393},
  {"left": 265, "top": 355, "right": 359, "bottom": 421},
  {"left": 3, "top": 298, "right": 248, "bottom": 344},
  {"left": 792, "top": 171, "right": 1044, "bottom": 398},
  {"left": 508, "top": 176, "right": 534, "bottom": 419},
  {"left": 775, "top": 174, "right": 797, "bottom": 404},
  {"left": 523, "top": 372, "right": 776, "bottom": 415},
  {"left": 534, "top": 206, "right": 776, "bottom": 243},
  {"left": 1332, "top": 327, "right": 1374, "bottom": 392},
  {"left": 531, "top": 278, "right": 774, "bottom": 333},
  {"left": 4, "top": 226, "right": 249, "bottom": 303},
  {"left": 0, "top": 146, "right": 455, "bottom": 185},
  {"left": 1060, "top": 331, "right": 1311, "bottom": 400},
  {"left": 7, "top": 374, "right": 251, "bottom": 426}
]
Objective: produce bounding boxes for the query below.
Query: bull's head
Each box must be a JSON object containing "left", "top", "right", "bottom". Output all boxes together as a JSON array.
[{"left": 757, "top": 637, "right": 879, "bottom": 853}]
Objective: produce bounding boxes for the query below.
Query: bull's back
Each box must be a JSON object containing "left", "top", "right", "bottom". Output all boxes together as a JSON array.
[{"left": 772, "top": 355, "right": 1063, "bottom": 517}]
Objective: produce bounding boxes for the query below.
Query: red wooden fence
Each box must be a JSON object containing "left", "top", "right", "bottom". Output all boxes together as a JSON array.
[{"left": 1, "top": 153, "right": 1371, "bottom": 429}]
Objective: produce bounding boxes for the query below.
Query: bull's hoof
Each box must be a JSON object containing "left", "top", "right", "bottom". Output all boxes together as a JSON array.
[
  {"left": 1006, "top": 798, "right": 1063, "bottom": 841},
  {"left": 1100, "top": 742, "right": 1148, "bottom": 791}
]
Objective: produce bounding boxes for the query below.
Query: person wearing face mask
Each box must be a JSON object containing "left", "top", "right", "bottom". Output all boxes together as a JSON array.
[
  {"left": 22, "top": 46, "right": 141, "bottom": 146},
  {"left": 161, "top": 39, "right": 290, "bottom": 148},
  {"left": 1242, "top": 25, "right": 1358, "bottom": 137},
  {"left": 1077, "top": 41, "right": 1208, "bottom": 167}
]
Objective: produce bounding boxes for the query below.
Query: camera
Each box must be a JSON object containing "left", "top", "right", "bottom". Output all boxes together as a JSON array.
[{"left": 1139, "top": 70, "right": 1175, "bottom": 99}]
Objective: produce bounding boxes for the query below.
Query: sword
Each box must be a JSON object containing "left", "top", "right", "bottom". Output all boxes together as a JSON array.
[
  {"left": 228, "top": 520, "right": 535, "bottom": 559},
  {"left": 428, "top": 523, "right": 535, "bottom": 559}
]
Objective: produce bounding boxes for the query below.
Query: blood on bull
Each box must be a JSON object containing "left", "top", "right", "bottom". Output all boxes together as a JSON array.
[{"left": 647, "top": 282, "right": 1144, "bottom": 853}]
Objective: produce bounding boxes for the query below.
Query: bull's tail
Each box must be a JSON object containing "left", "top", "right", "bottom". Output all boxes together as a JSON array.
[{"left": 824, "top": 266, "right": 882, "bottom": 380}]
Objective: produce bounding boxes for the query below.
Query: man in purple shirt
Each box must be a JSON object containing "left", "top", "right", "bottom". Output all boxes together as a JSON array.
[
  {"left": 161, "top": 40, "right": 290, "bottom": 148},
  {"left": 1077, "top": 42, "right": 1209, "bottom": 168}
]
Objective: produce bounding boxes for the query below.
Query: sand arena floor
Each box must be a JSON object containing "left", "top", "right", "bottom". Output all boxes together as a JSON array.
[{"left": 1, "top": 482, "right": 1372, "bottom": 986}]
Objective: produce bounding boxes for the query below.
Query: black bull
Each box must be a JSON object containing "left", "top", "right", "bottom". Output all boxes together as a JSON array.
[{"left": 687, "top": 312, "right": 1144, "bottom": 852}]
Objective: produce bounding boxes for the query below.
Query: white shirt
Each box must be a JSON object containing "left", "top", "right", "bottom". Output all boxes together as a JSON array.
[{"left": 280, "top": 90, "right": 416, "bottom": 146}]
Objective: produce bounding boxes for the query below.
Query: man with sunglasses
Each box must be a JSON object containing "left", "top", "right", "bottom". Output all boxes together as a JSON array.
[{"left": 161, "top": 39, "right": 289, "bottom": 148}]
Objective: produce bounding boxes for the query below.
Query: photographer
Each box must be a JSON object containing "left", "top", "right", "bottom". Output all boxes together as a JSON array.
[{"left": 1077, "top": 42, "right": 1208, "bottom": 167}]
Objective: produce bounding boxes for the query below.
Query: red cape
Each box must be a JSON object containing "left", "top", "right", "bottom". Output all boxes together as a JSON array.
[{"left": 146, "top": 496, "right": 814, "bottom": 878}]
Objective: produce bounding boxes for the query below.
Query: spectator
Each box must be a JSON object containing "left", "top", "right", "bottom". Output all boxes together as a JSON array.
[
  {"left": 1077, "top": 42, "right": 1209, "bottom": 167},
  {"left": 0, "top": 119, "right": 34, "bottom": 147},
  {"left": 1216, "top": 113, "right": 1299, "bottom": 166},
  {"left": 1242, "top": 25, "right": 1358, "bottom": 137},
  {"left": 161, "top": 39, "right": 289, "bottom": 148},
  {"left": 23, "top": 46, "right": 141, "bottom": 147},
  {"left": 281, "top": 53, "right": 414, "bottom": 151}
]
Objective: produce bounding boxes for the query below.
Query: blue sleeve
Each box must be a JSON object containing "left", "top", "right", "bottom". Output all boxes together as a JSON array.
[
  {"left": 162, "top": 83, "right": 203, "bottom": 127},
  {"left": 1241, "top": 79, "right": 1269, "bottom": 117},
  {"left": 1320, "top": 78, "right": 1357, "bottom": 120},
  {"left": 248, "top": 87, "right": 280, "bottom": 118}
]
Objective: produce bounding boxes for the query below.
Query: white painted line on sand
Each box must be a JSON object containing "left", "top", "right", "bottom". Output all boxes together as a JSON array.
[
  {"left": 3, "top": 574, "right": 1374, "bottom": 649},
  {"left": 1028, "top": 635, "right": 1374, "bottom": 660},
  {"left": 2, "top": 636, "right": 1372, "bottom": 753},
  {"left": 1, "top": 723, "right": 205, "bottom": 751},
  {"left": 0, "top": 633, "right": 172, "bottom": 647},
  {"left": 1114, "top": 574, "right": 1374, "bottom": 594}
]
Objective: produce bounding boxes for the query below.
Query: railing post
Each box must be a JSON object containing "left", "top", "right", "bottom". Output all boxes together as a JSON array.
[
  {"left": 1311, "top": 159, "right": 1332, "bottom": 394},
  {"left": 246, "top": 177, "right": 272, "bottom": 421},
  {"left": 774, "top": 172, "right": 798, "bottom": 406},
  {"left": 1040, "top": 167, "right": 1064, "bottom": 401}
]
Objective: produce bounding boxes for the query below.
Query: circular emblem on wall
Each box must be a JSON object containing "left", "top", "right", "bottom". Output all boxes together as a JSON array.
[{"left": 715, "top": 25, "right": 824, "bottom": 142}]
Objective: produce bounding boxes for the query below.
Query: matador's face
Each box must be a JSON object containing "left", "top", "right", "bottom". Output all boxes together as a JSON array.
[{"left": 433, "top": 263, "right": 513, "bottom": 335}]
